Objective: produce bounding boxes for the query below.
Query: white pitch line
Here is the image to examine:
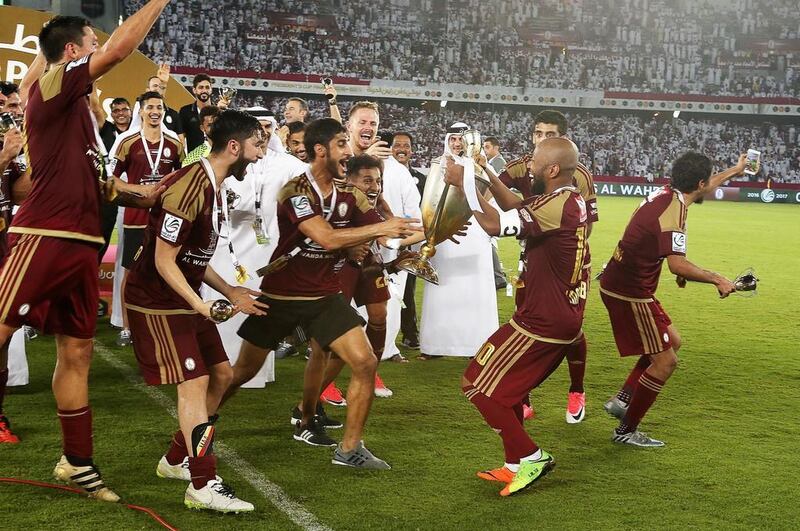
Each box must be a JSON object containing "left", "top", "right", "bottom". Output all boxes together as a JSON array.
[{"left": 93, "top": 341, "right": 333, "bottom": 531}]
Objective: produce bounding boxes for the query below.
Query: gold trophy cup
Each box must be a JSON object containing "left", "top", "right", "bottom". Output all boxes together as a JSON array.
[
  {"left": 396, "top": 129, "right": 489, "bottom": 284},
  {"left": 219, "top": 87, "right": 238, "bottom": 106}
]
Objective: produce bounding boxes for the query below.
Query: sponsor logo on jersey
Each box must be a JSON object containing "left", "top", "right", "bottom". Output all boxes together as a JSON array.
[
  {"left": 291, "top": 195, "right": 313, "bottom": 217},
  {"left": 671, "top": 232, "right": 686, "bottom": 253},
  {"left": 161, "top": 213, "right": 183, "bottom": 242}
]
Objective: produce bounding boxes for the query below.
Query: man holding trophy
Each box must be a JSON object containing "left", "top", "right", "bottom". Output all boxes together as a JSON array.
[{"left": 415, "top": 123, "right": 498, "bottom": 360}]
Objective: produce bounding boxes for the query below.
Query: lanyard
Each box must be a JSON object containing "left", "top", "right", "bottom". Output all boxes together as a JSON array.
[
  {"left": 140, "top": 130, "right": 165, "bottom": 176},
  {"left": 201, "top": 157, "right": 248, "bottom": 283},
  {"left": 305, "top": 168, "right": 336, "bottom": 221}
]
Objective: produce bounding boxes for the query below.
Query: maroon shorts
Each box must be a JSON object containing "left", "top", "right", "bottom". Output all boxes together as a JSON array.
[
  {"left": 600, "top": 289, "right": 673, "bottom": 357},
  {"left": 339, "top": 262, "right": 390, "bottom": 307},
  {"left": 128, "top": 308, "right": 229, "bottom": 385},
  {"left": 463, "top": 321, "right": 574, "bottom": 408},
  {"left": 0, "top": 234, "right": 98, "bottom": 339}
]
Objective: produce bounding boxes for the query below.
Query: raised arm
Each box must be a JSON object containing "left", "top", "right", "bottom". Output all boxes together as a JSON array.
[
  {"left": 708, "top": 154, "right": 748, "bottom": 189},
  {"left": 89, "top": 0, "right": 171, "bottom": 80},
  {"left": 19, "top": 52, "right": 46, "bottom": 107}
]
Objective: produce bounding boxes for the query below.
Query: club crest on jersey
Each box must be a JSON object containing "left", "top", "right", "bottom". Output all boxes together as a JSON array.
[
  {"left": 164, "top": 147, "right": 171, "bottom": 158},
  {"left": 291, "top": 195, "right": 313, "bottom": 218},
  {"left": 161, "top": 213, "right": 183, "bottom": 243},
  {"left": 671, "top": 232, "right": 686, "bottom": 253},
  {"left": 337, "top": 202, "right": 348, "bottom": 217}
]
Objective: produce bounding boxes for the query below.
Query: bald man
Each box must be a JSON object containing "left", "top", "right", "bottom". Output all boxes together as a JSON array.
[{"left": 449, "top": 138, "right": 591, "bottom": 496}]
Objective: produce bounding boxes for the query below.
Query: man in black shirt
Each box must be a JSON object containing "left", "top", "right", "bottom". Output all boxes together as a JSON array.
[{"left": 178, "top": 73, "right": 213, "bottom": 152}]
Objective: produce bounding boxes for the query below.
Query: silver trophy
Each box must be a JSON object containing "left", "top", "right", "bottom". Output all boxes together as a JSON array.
[
  {"left": 209, "top": 299, "right": 235, "bottom": 322},
  {"left": 733, "top": 267, "right": 759, "bottom": 297}
]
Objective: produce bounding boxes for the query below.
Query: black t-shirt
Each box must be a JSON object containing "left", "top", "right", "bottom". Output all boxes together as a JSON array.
[
  {"left": 178, "top": 102, "right": 204, "bottom": 153},
  {"left": 409, "top": 166, "right": 426, "bottom": 196},
  {"left": 163, "top": 107, "right": 183, "bottom": 136},
  {"left": 99, "top": 121, "right": 129, "bottom": 152}
]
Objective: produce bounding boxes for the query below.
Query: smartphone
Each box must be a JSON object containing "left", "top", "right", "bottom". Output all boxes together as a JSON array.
[
  {"left": 744, "top": 149, "right": 760, "bottom": 175},
  {"left": 0, "top": 112, "right": 16, "bottom": 136},
  {"left": 378, "top": 130, "right": 394, "bottom": 145}
]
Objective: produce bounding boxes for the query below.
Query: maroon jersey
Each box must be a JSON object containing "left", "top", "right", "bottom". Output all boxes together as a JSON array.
[
  {"left": 262, "top": 172, "right": 382, "bottom": 298},
  {"left": 499, "top": 156, "right": 598, "bottom": 223},
  {"left": 10, "top": 55, "right": 105, "bottom": 245},
  {"left": 512, "top": 186, "right": 589, "bottom": 342},
  {"left": 126, "top": 161, "right": 219, "bottom": 311},
  {"left": 0, "top": 147, "right": 24, "bottom": 259},
  {"left": 600, "top": 186, "right": 687, "bottom": 300},
  {"left": 112, "top": 130, "right": 184, "bottom": 227}
]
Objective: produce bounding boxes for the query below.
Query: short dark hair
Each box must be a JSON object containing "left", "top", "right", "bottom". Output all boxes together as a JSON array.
[
  {"left": 484, "top": 136, "right": 500, "bottom": 148},
  {"left": 137, "top": 91, "right": 163, "bottom": 105},
  {"left": 287, "top": 121, "right": 306, "bottom": 135},
  {"left": 347, "top": 154, "right": 384, "bottom": 178},
  {"left": 533, "top": 110, "right": 568, "bottom": 136},
  {"left": 199, "top": 105, "right": 220, "bottom": 121},
  {"left": 304, "top": 118, "right": 347, "bottom": 161},
  {"left": 392, "top": 131, "right": 413, "bottom": 145},
  {"left": 0, "top": 82, "right": 19, "bottom": 97},
  {"left": 192, "top": 74, "right": 212, "bottom": 88},
  {"left": 287, "top": 97, "right": 308, "bottom": 111},
  {"left": 110, "top": 97, "right": 130, "bottom": 107},
  {"left": 209, "top": 110, "right": 261, "bottom": 154},
  {"left": 147, "top": 76, "right": 160, "bottom": 85},
  {"left": 670, "top": 152, "right": 713, "bottom": 193},
  {"left": 38, "top": 16, "right": 92, "bottom": 63}
]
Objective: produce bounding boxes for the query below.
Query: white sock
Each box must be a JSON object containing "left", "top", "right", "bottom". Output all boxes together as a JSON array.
[
  {"left": 520, "top": 449, "right": 542, "bottom": 462},
  {"left": 504, "top": 462, "right": 520, "bottom": 473}
]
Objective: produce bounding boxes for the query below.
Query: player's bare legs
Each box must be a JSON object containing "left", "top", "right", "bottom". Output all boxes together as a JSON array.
[
  {"left": 50, "top": 334, "right": 118, "bottom": 501},
  {"left": 52, "top": 335, "right": 93, "bottom": 410},
  {"left": 177, "top": 375, "right": 210, "bottom": 451},
  {"left": 220, "top": 340, "right": 269, "bottom": 407},
  {"left": 205, "top": 362, "right": 233, "bottom": 415},
  {"left": 300, "top": 340, "right": 330, "bottom": 424},
  {"left": 327, "top": 326, "right": 377, "bottom": 451}
]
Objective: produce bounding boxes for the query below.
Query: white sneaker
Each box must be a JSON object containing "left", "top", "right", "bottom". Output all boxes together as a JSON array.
[
  {"left": 185, "top": 478, "right": 254, "bottom": 513},
  {"left": 374, "top": 374, "right": 393, "bottom": 398},
  {"left": 53, "top": 455, "right": 120, "bottom": 502},
  {"left": 156, "top": 455, "right": 190, "bottom": 481}
]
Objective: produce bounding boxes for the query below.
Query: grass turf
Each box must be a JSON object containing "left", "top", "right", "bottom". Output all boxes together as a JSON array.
[{"left": 1, "top": 197, "right": 798, "bottom": 530}]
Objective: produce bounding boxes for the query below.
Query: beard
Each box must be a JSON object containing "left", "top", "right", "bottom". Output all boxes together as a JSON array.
[
  {"left": 531, "top": 176, "right": 546, "bottom": 196},
  {"left": 230, "top": 152, "right": 250, "bottom": 181},
  {"left": 695, "top": 195, "right": 704, "bottom": 204},
  {"left": 197, "top": 92, "right": 211, "bottom": 102}
]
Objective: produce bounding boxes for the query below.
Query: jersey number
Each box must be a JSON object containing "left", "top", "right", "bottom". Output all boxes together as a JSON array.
[{"left": 570, "top": 226, "right": 587, "bottom": 284}]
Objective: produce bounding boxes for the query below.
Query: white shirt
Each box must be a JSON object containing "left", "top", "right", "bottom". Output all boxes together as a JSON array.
[{"left": 380, "top": 156, "right": 422, "bottom": 261}]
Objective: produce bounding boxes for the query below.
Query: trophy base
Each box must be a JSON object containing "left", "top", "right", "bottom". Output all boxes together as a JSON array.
[{"left": 396, "top": 256, "right": 439, "bottom": 285}]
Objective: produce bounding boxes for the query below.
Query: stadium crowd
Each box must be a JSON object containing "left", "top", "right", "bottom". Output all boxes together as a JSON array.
[
  {"left": 126, "top": 0, "right": 800, "bottom": 97},
  {"left": 232, "top": 92, "right": 800, "bottom": 182}
]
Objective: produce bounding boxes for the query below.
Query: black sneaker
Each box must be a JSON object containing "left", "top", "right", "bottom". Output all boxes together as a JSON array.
[
  {"left": 293, "top": 415, "right": 337, "bottom": 447},
  {"left": 401, "top": 337, "right": 420, "bottom": 349},
  {"left": 289, "top": 405, "right": 343, "bottom": 429}
]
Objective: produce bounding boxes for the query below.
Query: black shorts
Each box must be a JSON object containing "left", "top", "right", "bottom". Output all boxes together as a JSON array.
[
  {"left": 121, "top": 228, "right": 145, "bottom": 269},
  {"left": 238, "top": 293, "right": 365, "bottom": 351}
]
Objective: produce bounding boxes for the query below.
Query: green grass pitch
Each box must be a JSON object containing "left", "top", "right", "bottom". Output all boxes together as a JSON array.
[{"left": 1, "top": 197, "right": 798, "bottom": 530}]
